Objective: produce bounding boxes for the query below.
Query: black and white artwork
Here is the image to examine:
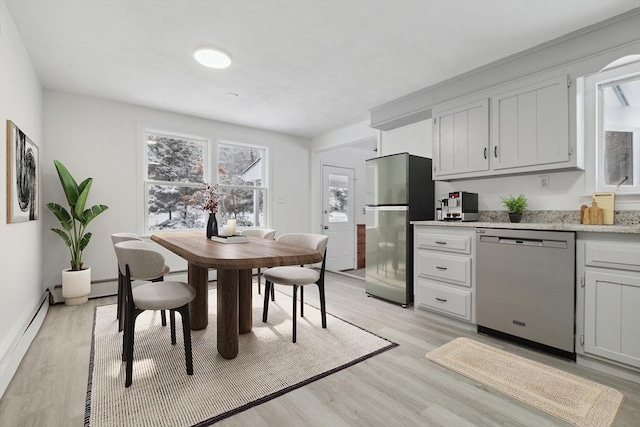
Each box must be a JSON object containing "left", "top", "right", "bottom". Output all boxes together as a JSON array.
[{"left": 6, "top": 120, "right": 39, "bottom": 223}]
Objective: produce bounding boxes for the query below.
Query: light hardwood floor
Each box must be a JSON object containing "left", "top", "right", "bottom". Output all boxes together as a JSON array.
[{"left": 1, "top": 272, "right": 638, "bottom": 426}]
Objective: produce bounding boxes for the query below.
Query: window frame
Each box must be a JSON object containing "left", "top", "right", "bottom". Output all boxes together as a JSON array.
[
  {"left": 216, "top": 141, "right": 269, "bottom": 230},
  {"left": 139, "top": 130, "right": 269, "bottom": 236},
  {"left": 583, "top": 60, "right": 640, "bottom": 196},
  {"left": 141, "top": 128, "right": 210, "bottom": 235}
]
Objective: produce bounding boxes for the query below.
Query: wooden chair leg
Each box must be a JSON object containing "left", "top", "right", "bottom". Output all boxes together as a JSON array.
[
  {"left": 124, "top": 308, "right": 137, "bottom": 387},
  {"left": 121, "top": 302, "right": 127, "bottom": 361},
  {"left": 179, "top": 305, "right": 193, "bottom": 375},
  {"left": 152, "top": 276, "right": 168, "bottom": 327},
  {"left": 318, "top": 282, "right": 327, "bottom": 328},
  {"left": 161, "top": 310, "right": 167, "bottom": 326},
  {"left": 262, "top": 280, "right": 271, "bottom": 322},
  {"left": 292, "top": 285, "right": 298, "bottom": 343},
  {"left": 257, "top": 268, "right": 261, "bottom": 294},
  {"left": 170, "top": 309, "right": 177, "bottom": 345},
  {"left": 117, "top": 272, "right": 125, "bottom": 332}
]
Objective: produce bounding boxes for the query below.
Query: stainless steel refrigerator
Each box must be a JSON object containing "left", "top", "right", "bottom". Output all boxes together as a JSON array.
[{"left": 365, "top": 153, "right": 434, "bottom": 306}]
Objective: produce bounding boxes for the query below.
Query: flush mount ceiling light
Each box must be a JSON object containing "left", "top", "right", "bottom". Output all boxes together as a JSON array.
[{"left": 194, "top": 48, "right": 231, "bottom": 69}]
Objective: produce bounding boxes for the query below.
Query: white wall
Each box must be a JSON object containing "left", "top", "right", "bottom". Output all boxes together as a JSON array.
[
  {"left": 0, "top": 0, "right": 44, "bottom": 385},
  {"left": 311, "top": 119, "right": 378, "bottom": 151},
  {"left": 42, "top": 90, "right": 312, "bottom": 287}
]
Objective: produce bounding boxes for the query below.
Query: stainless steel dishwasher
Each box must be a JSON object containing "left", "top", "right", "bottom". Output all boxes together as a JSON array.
[{"left": 476, "top": 228, "right": 576, "bottom": 359}]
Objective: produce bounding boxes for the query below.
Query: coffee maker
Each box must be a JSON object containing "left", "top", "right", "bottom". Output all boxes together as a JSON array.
[{"left": 437, "top": 191, "right": 478, "bottom": 222}]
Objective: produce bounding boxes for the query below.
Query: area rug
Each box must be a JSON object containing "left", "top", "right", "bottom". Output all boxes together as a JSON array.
[
  {"left": 426, "top": 337, "right": 624, "bottom": 427},
  {"left": 85, "top": 288, "right": 396, "bottom": 427}
]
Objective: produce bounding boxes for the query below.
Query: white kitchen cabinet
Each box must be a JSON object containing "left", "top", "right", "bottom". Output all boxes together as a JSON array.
[
  {"left": 431, "top": 74, "right": 582, "bottom": 181},
  {"left": 577, "top": 233, "right": 640, "bottom": 371},
  {"left": 432, "top": 99, "right": 489, "bottom": 179},
  {"left": 414, "top": 226, "right": 476, "bottom": 323},
  {"left": 491, "top": 75, "right": 570, "bottom": 170}
]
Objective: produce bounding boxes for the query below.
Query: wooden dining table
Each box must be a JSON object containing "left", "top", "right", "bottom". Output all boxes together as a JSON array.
[{"left": 150, "top": 231, "right": 323, "bottom": 359}]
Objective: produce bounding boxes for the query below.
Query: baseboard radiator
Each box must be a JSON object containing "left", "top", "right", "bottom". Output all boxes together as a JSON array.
[{"left": 0, "top": 290, "right": 49, "bottom": 398}]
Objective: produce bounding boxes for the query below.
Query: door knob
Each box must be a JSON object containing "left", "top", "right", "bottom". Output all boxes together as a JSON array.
[{"left": 323, "top": 226, "right": 329, "bottom": 230}]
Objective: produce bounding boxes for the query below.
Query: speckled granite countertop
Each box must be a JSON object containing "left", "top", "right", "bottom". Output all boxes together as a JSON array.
[
  {"left": 411, "top": 220, "right": 640, "bottom": 234},
  {"left": 412, "top": 210, "right": 640, "bottom": 234}
]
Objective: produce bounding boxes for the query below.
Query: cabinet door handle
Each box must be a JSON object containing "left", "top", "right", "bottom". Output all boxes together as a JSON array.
[
  {"left": 494, "top": 146, "right": 498, "bottom": 158},
  {"left": 436, "top": 266, "right": 448, "bottom": 270},
  {"left": 435, "top": 241, "right": 447, "bottom": 245},
  {"left": 483, "top": 147, "right": 487, "bottom": 159},
  {"left": 435, "top": 297, "right": 447, "bottom": 302}
]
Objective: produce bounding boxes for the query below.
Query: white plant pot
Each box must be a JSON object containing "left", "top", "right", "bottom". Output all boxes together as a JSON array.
[{"left": 62, "top": 267, "right": 91, "bottom": 305}]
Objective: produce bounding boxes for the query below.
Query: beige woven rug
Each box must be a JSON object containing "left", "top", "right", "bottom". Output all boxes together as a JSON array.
[
  {"left": 426, "top": 337, "right": 624, "bottom": 427},
  {"left": 85, "top": 288, "right": 396, "bottom": 426}
]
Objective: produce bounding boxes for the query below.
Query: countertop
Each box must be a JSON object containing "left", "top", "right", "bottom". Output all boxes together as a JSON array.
[{"left": 411, "top": 220, "right": 640, "bottom": 234}]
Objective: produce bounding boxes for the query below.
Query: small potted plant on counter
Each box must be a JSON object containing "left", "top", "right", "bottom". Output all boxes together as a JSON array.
[{"left": 500, "top": 193, "right": 527, "bottom": 223}]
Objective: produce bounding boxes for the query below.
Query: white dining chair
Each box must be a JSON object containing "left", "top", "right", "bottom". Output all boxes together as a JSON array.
[
  {"left": 115, "top": 240, "right": 195, "bottom": 387},
  {"left": 111, "top": 232, "right": 170, "bottom": 332},
  {"left": 262, "top": 233, "right": 328, "bottom": 343}
]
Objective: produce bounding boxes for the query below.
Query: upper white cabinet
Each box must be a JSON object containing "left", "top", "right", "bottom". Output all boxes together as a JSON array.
[
  {"left": 431, "top": 74, "right": 580, "bottom": 181},
  {"left": 492, "top": 76, "right": 570, "bottom": 170},
  {"left": 432, "top": 99, "right": 489, "bottom": 178}
]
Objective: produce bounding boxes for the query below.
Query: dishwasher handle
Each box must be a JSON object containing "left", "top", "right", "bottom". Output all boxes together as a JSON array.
[
  {"left": 478, "top": 234, "right": 567, "bottom": 249},
  {"left": 498, "top": 237, "right": 542, "bottom": 247}
]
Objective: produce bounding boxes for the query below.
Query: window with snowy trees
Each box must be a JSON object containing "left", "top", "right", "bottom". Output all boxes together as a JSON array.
[
  {"left": 217, "top": 143, "right": 266, "bottom": 227},
  {"left": 145, "top": 131, "right": 207, "bottom": 231},
  {"left": 143, "top": 130, "right": 267, "bottom": 233}
]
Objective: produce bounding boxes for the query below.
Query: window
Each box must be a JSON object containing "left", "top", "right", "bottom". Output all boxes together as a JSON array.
[
  {"left": 142, "top": 132, "right": 268, "bottom": 233},
  {"left": 144, "top": 131, "right": 208, "bottom": 232},
  {"left": 217, "top": 143, "right": 266, "bottom": 227},
  {"left": 583, "top": 58, "right": 640, "bottom": 195},
  {"left": 328, "top": 173, "right": 349, "bottom": 223}
]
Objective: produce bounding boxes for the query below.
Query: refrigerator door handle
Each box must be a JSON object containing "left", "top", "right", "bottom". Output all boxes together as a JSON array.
[{"left": 365, "top": 205, "right": 409, "bottom": 211}]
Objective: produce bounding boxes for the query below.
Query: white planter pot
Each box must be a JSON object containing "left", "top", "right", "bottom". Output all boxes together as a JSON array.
[{"left": 62, "top": 267, "right": 91, "bottom": 305}]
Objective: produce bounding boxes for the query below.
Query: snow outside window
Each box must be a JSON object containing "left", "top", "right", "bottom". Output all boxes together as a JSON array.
[
  {"left": 144, "top": 131, "right": 208, "bottom": 232},
  {"left": 217, "top": 143, "right": 266, "bottom": 228}
]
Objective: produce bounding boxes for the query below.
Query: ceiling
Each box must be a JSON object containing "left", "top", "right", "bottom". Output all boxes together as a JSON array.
[{"left": 5, "top": 1, "right": 639, "bottom": 139}]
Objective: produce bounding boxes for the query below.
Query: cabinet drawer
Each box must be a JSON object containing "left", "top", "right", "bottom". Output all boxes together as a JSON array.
[
  {"left": 415, "top": 232, "right": 471, "bottom": 254},
  {"left": 415, "top": 280, "right": 472, "bottom": 321},
  {"left": 585, "top": 242, "right": 640, "bottom": 272},
  {"left": 416, "top": 251, "right": 471, "bottom": 287}
]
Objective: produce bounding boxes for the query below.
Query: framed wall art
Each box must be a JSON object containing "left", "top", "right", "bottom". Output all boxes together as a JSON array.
[{"left": 6, "top": 120, "right": 39, "bottom": 223}]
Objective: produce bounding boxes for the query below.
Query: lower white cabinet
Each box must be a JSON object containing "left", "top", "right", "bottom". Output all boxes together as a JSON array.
[
  {"left": 584, "top": 270, "right": 640, "bottom": 368},
  {"left": 577, "top": 233, "right": 640, "bottom": 370},
  {"left": 414, "top": 225, "right": 476, "bottom": 323},
  {"left": 415, "top": 279, "right": 472, "bottom": 321}
]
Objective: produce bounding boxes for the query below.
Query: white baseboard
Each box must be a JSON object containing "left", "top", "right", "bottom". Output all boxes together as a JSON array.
[
  {"left": 576, "top": 354, "right": 640, "bottom": 384},
  {"left": 0, "top": 291, "right": 49, "bottom": 398},
  {"left": 414, "top": 306, "right": 477, "bottom": 333}
]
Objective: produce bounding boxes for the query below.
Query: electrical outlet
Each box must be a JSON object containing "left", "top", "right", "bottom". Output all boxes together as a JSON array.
[
  {"left": 539, "top": 175, "right": 550, "bottom": 191},
  {"left": 276, "top": 194, "right": 286, "bottom": 204}
]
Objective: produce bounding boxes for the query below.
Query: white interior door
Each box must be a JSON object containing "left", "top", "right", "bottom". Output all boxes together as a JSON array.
[{"left": 322, "top": 165, "right": 355, "bottom": 271}]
